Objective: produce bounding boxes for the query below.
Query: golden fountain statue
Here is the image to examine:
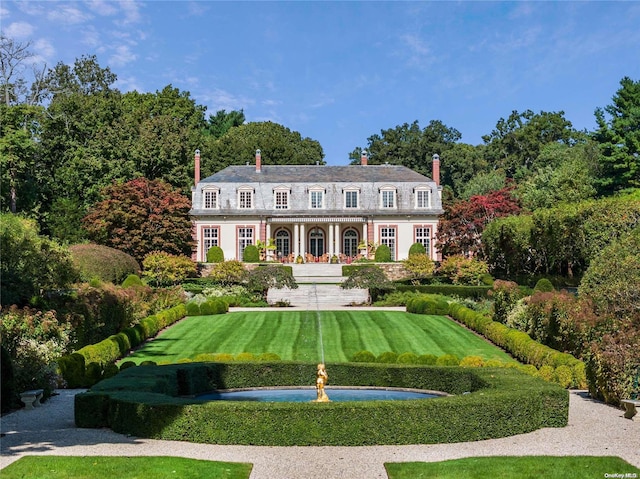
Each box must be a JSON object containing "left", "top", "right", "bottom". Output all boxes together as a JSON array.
[{"left": 314, "top": 363, "right": 330, "bottom": 402}]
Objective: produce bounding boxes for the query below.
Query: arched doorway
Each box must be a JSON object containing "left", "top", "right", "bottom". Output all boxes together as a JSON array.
[
  {"left": 309, "top": 227, "right": 325, "bottom": 258},
  {"left": 274, "top": 228, "right": 291, "bottom": 258},
  {"left": 343, "top": 228, "right": 359, "bottom": 258}
]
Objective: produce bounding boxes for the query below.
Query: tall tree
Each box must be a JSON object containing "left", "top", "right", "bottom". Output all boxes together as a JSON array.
[
  {"left": 592, "top": 76, "right": 640, "bottom": 194},
  {"left": 482, "top": 110, "right": 577, "bottom": 178},
  {"left": 0, "top": 35, "right": 46, "bottom": 106},
  {"left": 349, "top": 120, "right": 461, "bottom": 178},
  {"left": 205, "top": 109, "right": 245, "bottom": 139},
  {"left": 203, "top": 121, "right": 324, "bottom": 176},
  {"left": 83, "top": 178, "right": 195, "bottom": 263}
]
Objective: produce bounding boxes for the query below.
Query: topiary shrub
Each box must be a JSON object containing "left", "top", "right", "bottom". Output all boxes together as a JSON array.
[
  {"left": 242, "top": 244, "right": 260, "bottom": 263},
  {"left": 408, "top": 242, "right": 426, "bottom": 256},
  {"left": 351, "top": 350, "right": 377, "bottom": 363},
  {"left": 185, "top": 301, "right": 201, "bottom": 316},
  {"left": 119, "top": 361, "right": 136, "bottom": 371},
  {"left": 374, "top": 244, "right": 392, "bottom": 262},
  {"left": 258, "top": 352, "right": 281, "bottom": 361},
  {"left": 206, "top": 246, "right": 224, "bottom": 263},
  {"left": 554, "top": 365, "right": 573, "bottom": 388},
  {"left": 417, "top": 354, "right": 438, "bottom": 365},
  {"left": 460, "top": 356, "right": 484, "bottom": 368},
  {"left": 533, "top": 278, "right": 554, "bottom": 293},
  {"left": 376, "top": 351, "right": 399, "bottom": 364},
  {"left": 436, "top": 354, "right": 460, "bottom": 366},
  {"left": 69, "top": 244, "right": 140, "bottom": 284},
  {"left": 397, "top": 352, "right": 419, "bottom": 364},
  {"left": 121, "top": 274, "right": 144, "bottom": 288}
]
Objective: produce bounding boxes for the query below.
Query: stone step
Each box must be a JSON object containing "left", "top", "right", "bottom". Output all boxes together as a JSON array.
[{"left": 268, "top": 284, "right": 368, "bottom": 307}]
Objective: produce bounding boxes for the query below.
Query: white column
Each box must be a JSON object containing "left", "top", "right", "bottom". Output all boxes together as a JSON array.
[
  {"left": 294, "top": 224, "right": 299, "bottom": 258},
  {"left": 328, "top": 222, "right": 334, "bottom": 257},
  {"left": 362, "top": 222, "right": 368, "bottom": 247},
  {"left": 334, "top": 224, "right": 340, "bottom": 257},
  {"left": 300, "top": 223, "right": 306, "bottom": 259}
]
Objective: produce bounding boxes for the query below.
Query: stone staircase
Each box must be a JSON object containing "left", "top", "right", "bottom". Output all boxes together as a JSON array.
[{"left": 267, "top": 263, "right": 368, "bottom": 307}]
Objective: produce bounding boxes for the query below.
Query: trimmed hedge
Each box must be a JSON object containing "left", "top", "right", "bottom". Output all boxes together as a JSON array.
[
  {"left": 185, "top": 298, "right": 229, "bottom": 316},
  {"left": 447, "top": 301, "right": 587, "bottom": 388},
  {"left": 406, "top": 294, "right": 450, "bottom": 315},
  {"left": 69, "top": 243, "right": 140, "bottom": 284},
  {"left": 58, "top": 304, "right": 186, "bottom": 388},
  {"left": 396, "top": 284, "right": 492, "bottom": 299},
  {"left": 75, "top": 362, "right": 567, "bottom": 446}
]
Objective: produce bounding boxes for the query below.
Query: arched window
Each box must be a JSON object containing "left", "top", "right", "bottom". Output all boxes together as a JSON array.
[
  {"left": 343, "top": 229, "right": 359, "bottom": 257},
  {"left": 275, "top": 228, "right": 291, "bottom": 257}
]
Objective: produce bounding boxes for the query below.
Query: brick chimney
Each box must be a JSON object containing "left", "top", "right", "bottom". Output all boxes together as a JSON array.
[
  {"left": 361, "top": 149, "right": 368, "bottom": 166},
  {"left": 194, "top": 149, "right": 201, "bottom": 184},
  {"left": 432, "top": 153, "right": 440, "bottom": 186},
  {"left": 256, "top": 149, "right": 262, "bottom": 172}
]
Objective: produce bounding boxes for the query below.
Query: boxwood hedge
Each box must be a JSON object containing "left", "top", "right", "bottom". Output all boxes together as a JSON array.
[
  {"left": 75, "top": 361, "right": 568, "bottom": 446},
  {"left": 58, "top": 304, "right": 186, "bottom": 388}
]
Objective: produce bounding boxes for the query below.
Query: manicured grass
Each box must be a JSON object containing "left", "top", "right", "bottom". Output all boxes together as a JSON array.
[
  {"left": 1, "top": 456, "right": 252, "bottom": 479},
  {"left": 385, "top": 456, "right": 640, "bottom": 479},
  {"left": 124, "top": 310, "right": 514, "bottom": 364}
]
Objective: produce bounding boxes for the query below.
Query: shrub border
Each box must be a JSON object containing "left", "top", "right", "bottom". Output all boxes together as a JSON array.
[{"left": 75, "top": 361, "right": 568, "bottom": 446}]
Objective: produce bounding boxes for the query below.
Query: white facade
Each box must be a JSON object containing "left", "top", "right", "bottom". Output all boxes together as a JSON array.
[{"left": 190, "top": 152, "right": 443, "bottom": 263}]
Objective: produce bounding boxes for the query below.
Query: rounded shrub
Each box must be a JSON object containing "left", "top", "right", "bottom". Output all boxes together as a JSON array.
[
  {"left": 206, "top": 246, "right": 224, "bottom": 263},
  {"left": 103, "top": 363, "right": 120, "bottom": 379},
  {"left": 211, "top": 353, "right": 235, "bottom": 362},
  {"left": 408, "top": 242, "right": 426, "bottom": 256},
  {"left": 351, "top": 350, "right": 377, "bottom": 363},
  {"left": 435, "top": 354, "right": 460, "bottom": 366},
  {"left": 374, "top": 244, "right": 392, "bottom": 262},
  {"left": 140, "top": 361, "right": 157, "bottom": 367},
  {"left": 193, "top": 353, "right": 219, "bottom": 362},
  {"left": 70, "top": 244, "right": 140, "bottom": 284},
  {"left": 376, "top": 351, "right": 399, "bottom": 364},
  {"left": 416, "top": 354, "right": 438, "bottom": 365},
  {"left": 554, "top": 365, "right": 573, "bottom": 388},
  {"left": 185, "top": 302, "right": 201, "bottom": 316},
  {"left": 122, "top": 274, "right": 144, "bottom": 288},
  {"left": 518, "top": 364, "right": 538, "bottom": 377},
  {"left": 537, "top": 365, "right": 555, "bottom": 382},
  {"left": 119, "top": 361, "right": 136, "bottom": 371},
  {"left": 242, "top": 245, "right": 260, "bottom": 263},
  {"left": 397, "top": 352, "right": 419, "bottom": 364},
  {"left": 533, "top": 278, "right": 555, "bottom": 293},
  {"left": 460, "top": 356, "right": 484, "bottom": 368},
  {"left": 484, "top": 359, "right": 506, "bottom": 367},
  {"left": 235, "top": 352, "right": 257, "bottom": 362}
]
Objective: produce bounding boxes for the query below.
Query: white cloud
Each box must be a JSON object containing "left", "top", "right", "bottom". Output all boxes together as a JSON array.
[
  {"left": 117, "top": 0, "right": 142, "bottom": 25},
  {"left": 109, "top": 44, "right": 137, "bottom": 66},
  {"left": 187, "top": 1, "right": 209, "bottom": 17},
  {"left": 87, "top": 0, "right": 118, "bottom": 16},
  {"left": 47, "top": 5, "right": 92, "bottom": 25},
  {"left": 262, "top": 99, "right": 281, "bottom": 107},
  {"left": 0, "top": 7, "right": 9, "bottom": 19},
  {"left": 398, "top": 33, "right": 435, "bottom": 69},
  {"left": 32, "top": 38, "right": 56, "bottom": 62},
  {"left": 4, "top": 21, "right": 35, "bottom": 39},
  {"left": 115, "top": 74, "right": 144, "bottom": 93},
  {"left": 201, "top": 88, "right": 255, "bottom": 112}
]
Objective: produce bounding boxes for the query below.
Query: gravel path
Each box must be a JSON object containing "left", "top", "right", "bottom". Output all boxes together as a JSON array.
[{"left": 1, "top": 389, "right": 638, "bottom": 478}]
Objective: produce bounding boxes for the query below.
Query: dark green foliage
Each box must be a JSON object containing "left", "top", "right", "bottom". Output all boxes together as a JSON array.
[
  {"left": 341, "top": 265, "right": 394, "bottom": 303},
  {"left": 1, "top": 344, "right": 17, "bottom": 413},
  {"left": 395, "top": 284, "right": 491, "bottom": 299},
  {"left": 75, "top": 362, "right": 568, "bottom": 445},
  {"left": 246, "top": 265, "right": 297, "bottom": 301},
  {"left": 58, "top": 304, "right": 186, "bottom": 387},
  {"left": 70, "top": 243, "right": 140, "bottom": 284},
  {"left": 206, "top": 246, "right": 224, "bottom": 263},
  {"left": 185, "top": 301, "right": 201, "bottom": 316},
  {"left": 119, "top": 361, "right": 137, "bottom": 371},
  {"left": 121, "top": 274, "right": 144, "bottom": 288},
  {"left": 408, "top": 242, "right": 426, "bottom": 256},
  {"left": 199, "top": 299, "right": 229, "bottom": 315},
  {"left": 374, "top": 244, "right": 392, "bottom": 262},
  {"left": 490, "top": 280, "right": 522, "bottom": 324},
  {"left": 242, "top": 244, "right": 259, "bottom": 263},
  {"left": 351, "top": 350, "right": 377, "bottom": 363},
  {"left": 406, "top": 295, "right": 449, "bottom": 315}
]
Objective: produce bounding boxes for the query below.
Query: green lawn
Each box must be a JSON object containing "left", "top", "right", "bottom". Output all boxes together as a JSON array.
[
  {"left": 1, "top": 456, "right": 252, "bottom": 479},
  {"left": 124, "top": 310, "right": 514, "bottom": 364},
  {"left": 385, "top": 456, "right": 640, "bottom": 479}
]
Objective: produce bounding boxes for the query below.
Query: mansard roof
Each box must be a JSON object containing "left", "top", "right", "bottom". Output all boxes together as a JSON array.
[{"left": 200, "top": 164, "right": 433, "bottom": 184}]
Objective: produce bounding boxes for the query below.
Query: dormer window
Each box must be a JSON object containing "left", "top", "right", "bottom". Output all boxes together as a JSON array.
[
  {"left": 380, "top": 187, "right": 396, "bottom": 209},
  {"left": 202, "top": 188, "right": 219, "bottom": 209},
  {"left": 344, "top": 189, "right": 359, "bottom": 209},
  {"left": 274, "top": 187, "right": 290, "bottom": 210},
  {"left": 415, "top": 187, "right": 431, "bottom": 209},
  {"left": 238, "top": 187, "right": 254, "bottom": 209},
  {"left": 309, "top": 188, "right": 324, "bottom": 209}
]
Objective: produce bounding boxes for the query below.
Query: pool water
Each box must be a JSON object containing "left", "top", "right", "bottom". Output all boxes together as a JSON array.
[{"left": 195, "top": 387, "right": 440, "bottom": 402}]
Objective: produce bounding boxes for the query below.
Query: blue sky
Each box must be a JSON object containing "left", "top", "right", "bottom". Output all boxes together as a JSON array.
[{"left": 2, "top": 1, "right": 639, "bottom": 165}]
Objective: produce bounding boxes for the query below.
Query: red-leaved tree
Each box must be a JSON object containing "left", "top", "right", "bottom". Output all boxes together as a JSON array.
[
  {"left": 83, "top": 178, "right": 194, "bottom": 263},
  {"left": 437, "top": 186, "right": 521, "bottom": 258}
]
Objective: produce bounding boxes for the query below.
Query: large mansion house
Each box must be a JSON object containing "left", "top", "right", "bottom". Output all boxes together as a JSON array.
[{"left": 190, "top": 150, "right": 443, "bottom": 263}]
